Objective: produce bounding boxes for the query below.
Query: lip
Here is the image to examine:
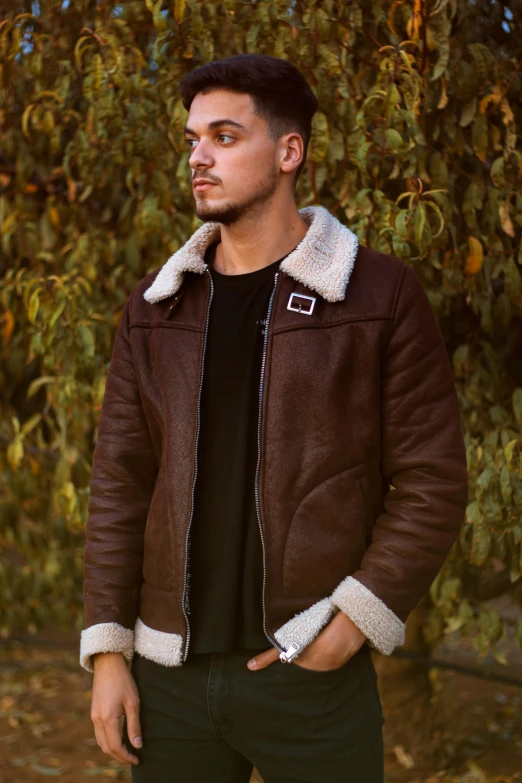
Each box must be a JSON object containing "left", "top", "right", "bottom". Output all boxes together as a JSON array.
[{"left": 193, "top": 181, "right": 217, "bottom": 192}]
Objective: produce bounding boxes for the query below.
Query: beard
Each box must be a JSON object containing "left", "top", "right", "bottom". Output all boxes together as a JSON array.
[{"left": 194, "top": 163, "right": 279, "bottom": 226}]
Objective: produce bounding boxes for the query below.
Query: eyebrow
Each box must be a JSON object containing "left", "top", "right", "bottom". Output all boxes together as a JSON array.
[{"left": 183, "top": 119, "right": 246, "bottom": 136}]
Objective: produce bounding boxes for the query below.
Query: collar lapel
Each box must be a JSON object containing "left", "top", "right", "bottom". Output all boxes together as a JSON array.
[{"left": 143, "top": 205, "right": 359, "bottom": 305}]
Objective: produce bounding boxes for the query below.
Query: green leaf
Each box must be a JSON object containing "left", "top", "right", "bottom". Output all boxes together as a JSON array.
[
  {"left": 76, "top": 325, "right": 95, "bottom": 358},
  {"left": 383, "top": 83, "right": 401, "bottom": 118},
  {"left": 385, "top": 128, "right": 406, "bottom": 155},
  {"left": 309, "top": 112, "right": 329, "bottom": 163},
  {"left": 471, "top": 114, "right": 488, "bottom": 162},
  {"left": 414, "top": 203, "right": 426, "bottom": 250},
  {"left": 459, "top": 98, "right": 477, "bottom": 127},
  {"left": 470, "top": 520, "right": 491, "bottom": 566}
]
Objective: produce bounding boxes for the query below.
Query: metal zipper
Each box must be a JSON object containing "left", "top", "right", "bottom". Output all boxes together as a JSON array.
[
  {"left": 181, "top": 267, "right": 214, "bottom": 661},
  {"left": 254, "top": 270, "right": 286, "bottom": 656}
]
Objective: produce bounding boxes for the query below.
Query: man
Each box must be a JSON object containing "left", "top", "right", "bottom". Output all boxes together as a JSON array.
[{"left": 80, "top": 54, "right": 468, "bottom": 782}]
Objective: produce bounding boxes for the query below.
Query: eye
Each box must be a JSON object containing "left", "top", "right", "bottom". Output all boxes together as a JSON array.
[{"left": 186, "top": 134, "right": 235, "bottom": 149}]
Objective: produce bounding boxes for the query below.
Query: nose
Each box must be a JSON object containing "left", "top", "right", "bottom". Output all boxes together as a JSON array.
[{"left": 189, "top": 139, "right": 214, "bottom": 171}]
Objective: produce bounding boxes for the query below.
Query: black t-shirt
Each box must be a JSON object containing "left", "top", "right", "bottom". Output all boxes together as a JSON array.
[{"left": 186, "top": 242, "right": 286, "bottom": 656}]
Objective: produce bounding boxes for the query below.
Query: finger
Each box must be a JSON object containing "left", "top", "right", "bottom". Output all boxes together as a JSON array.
[
  {"left": 104, "top": 718, "right": 140, "bottom": 764},
  {"left": 94, "top": 721, "right": 133, "bottom": 764},
  {"left": 125, "top": 702, "right": 142, "bottom": 750},
  {"left": 247, "top": 646, "right": 280, "bottom": 670},
  {"left": 93, "top": 722, "right": 108, "bottom": 755}
]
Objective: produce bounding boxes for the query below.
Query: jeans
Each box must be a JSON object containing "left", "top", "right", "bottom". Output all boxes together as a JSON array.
[{"left": 122, "top": 642, "right": 385, "bottom": 782}]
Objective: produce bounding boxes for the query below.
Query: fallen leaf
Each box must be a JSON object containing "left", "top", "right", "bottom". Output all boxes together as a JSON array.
[
  {"left": 31, "top": 762, "right": 67, "bottom": 775},
  {"left": 393, "top": 743, "right": 415, "bottom": 769}
]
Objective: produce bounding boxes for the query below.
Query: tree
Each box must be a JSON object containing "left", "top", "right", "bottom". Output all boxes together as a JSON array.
[{"left": 1, "top": 1, "right": 521, "bottom": 677}]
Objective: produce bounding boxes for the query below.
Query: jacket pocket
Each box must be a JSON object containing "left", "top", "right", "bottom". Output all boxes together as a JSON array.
[{"left": 282, "top": 466, "right": 369, "bottom": 599}]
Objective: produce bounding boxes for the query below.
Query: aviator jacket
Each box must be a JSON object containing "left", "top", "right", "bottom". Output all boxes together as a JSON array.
[{"left": 79, "top": 205, "right": 469, "bottom": 673}]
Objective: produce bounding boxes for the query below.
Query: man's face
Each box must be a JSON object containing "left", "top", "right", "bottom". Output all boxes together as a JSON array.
[{"left": 184, "top": 89, "right": 284, "bottom": 225}]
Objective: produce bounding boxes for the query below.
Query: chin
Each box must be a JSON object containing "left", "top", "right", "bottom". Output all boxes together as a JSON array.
[{"left": 195, "top": 199, "right": 244, "bottom": 225}]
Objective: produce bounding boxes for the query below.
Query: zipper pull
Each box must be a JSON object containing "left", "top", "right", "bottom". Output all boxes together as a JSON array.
[{"left": 279, "top": 642, "right": 301, "bottom": 663}]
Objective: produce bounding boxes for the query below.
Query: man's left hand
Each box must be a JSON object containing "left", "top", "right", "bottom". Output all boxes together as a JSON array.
[{"left": 246, "top": 611, "right": 367, "bottom": 672}]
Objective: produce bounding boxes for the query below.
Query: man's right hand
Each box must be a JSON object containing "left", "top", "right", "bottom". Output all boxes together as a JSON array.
[{"left": 90, "top": 652, "right": 142, "bottom": 766}]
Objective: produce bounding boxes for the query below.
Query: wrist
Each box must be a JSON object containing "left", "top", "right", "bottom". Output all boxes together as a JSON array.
[{"left": 92, "top": 651, "right": 126, "bottom": 668}]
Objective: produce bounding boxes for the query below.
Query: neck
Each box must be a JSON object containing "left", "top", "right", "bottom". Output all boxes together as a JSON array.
[{"left": 210, "top": 201, "right": 309, "bottom": 276}]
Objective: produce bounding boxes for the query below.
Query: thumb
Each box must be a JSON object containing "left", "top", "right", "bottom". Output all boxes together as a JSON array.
[{"left": 125, "top": 704, "right": 142, "bottom": 748}]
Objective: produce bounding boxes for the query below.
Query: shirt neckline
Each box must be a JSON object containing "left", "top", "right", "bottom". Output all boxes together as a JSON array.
[{"left": 206, "top": 242, "right": 292, "bottom": 284}]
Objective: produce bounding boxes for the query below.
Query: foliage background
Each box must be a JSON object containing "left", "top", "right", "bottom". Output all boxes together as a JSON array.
[{"left": 1, "top": 0, "right": 521, "bottom": 659}]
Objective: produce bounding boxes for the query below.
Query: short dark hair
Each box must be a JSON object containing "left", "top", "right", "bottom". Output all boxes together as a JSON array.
[{"left": 179, "top": 54, "right": 318, "bottom": 187}]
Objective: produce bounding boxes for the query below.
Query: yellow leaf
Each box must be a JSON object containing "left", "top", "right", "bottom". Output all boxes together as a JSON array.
[
  {"left": 7, "top": 436, "right": 24, "bottom": 471},
  {"left": 2, "top": 309, "right": 14, "bottom": 344},
  {"left": 21, "top": 103, "right": 36, "bottom": 137},
  {"left": 478, "top": 93, "right": 497, "bottom": 114},
  {"left": 36, "top": 90, "right": 65, "bottom": 104},
  {"left": 2, "top": 212, "right": 18, "bottom": 235},
  {"left": 437, "top": 76, "right": 448, "bottom": 110},
  {"left": 465, "top": 236, "right": 483, "bottom": 276},
  {"left": 21, "top": 413, "right": 42, "bottom": 436},
  {"left": 499, "top": 200, "right": 515, "bottom": 237},
  {"left": 174, "top": 0, "right": 186, "bottom": 24},
  {"left": 73, "top": 37, "right": 92, "bottom": 73},
  {"left": 406, "top": 0, "right": 422, "bottom": 42},
  {"left": 49, "top": 206, "right": 61, "bottom": 230},
  {"left": 28, "top": 289, "right": 40, "bottom": 324},
  {"left": 43, "top": 109, "right": 55, "bottom": 134},
  {"left": 500, "top": 98, "right": 514, "bottom": 125}
]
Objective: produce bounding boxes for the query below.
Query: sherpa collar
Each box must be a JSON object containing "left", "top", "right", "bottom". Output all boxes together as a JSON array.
[{"left": 143, "top": 205, "right": 359, "bottom": 304}]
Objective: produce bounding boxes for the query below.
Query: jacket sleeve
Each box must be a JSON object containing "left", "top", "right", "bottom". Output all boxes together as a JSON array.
[
  {"left": 330, "top": 263, "right": 468, "bottom": 655},
  {"left": 80, "top": 290, "right": 159, "bottom": 673}
]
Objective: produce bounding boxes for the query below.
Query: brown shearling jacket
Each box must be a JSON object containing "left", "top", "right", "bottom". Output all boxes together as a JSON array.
[{"left": 80, "top": 205, "right": 468, "bottom": 672}]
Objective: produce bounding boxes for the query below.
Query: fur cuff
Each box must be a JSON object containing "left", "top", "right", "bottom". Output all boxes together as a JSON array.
[
  {"left": 330, "top": 576, "right": 405, "bottom": 655},
  {"left": 273, "top": 597, "right": 335, "bottom": 654},
  {"left": 80, "top": 622, "right": 135, "bottom": 673},
  {"left": 134, "top": 617, "right": 184, "bottom": 667}
]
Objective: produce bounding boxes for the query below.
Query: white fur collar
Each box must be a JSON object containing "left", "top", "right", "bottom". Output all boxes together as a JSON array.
[{"left": 143, "top": 205, "right": 359, "bottom": 304}]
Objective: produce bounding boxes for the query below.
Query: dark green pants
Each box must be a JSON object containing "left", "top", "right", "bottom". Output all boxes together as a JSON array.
[{"left": 122, "top": 642, "right": 385, "bottom": 782}]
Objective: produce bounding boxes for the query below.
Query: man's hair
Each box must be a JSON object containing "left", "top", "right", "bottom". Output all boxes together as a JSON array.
[{"left": 179, "top": 54, "right": 318, "bottom": 187}]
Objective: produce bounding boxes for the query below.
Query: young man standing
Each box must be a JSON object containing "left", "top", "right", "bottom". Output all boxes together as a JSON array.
[{"left": 80, "top": 54, "right": 468, "bottom": 782}]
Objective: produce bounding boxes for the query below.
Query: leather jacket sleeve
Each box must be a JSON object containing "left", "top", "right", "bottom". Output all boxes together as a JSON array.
[
  {"left": 330, "top": 264, "right": 469, "bottom": 653},
  {"left": 80, "top": 291, "right": 159, "bottom": 672}
]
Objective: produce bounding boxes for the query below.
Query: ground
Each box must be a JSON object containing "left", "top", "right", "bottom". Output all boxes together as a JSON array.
[{"left": 0, "top": 627, "right": 521, "bottom": 783}]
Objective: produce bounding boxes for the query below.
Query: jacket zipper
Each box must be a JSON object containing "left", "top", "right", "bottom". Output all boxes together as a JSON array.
[
  {"left": 182, "top": 268, "right": 214, "bottom": 661},
  {"left": 254, "top": 271, "right": 287, "bottom": 657}
]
